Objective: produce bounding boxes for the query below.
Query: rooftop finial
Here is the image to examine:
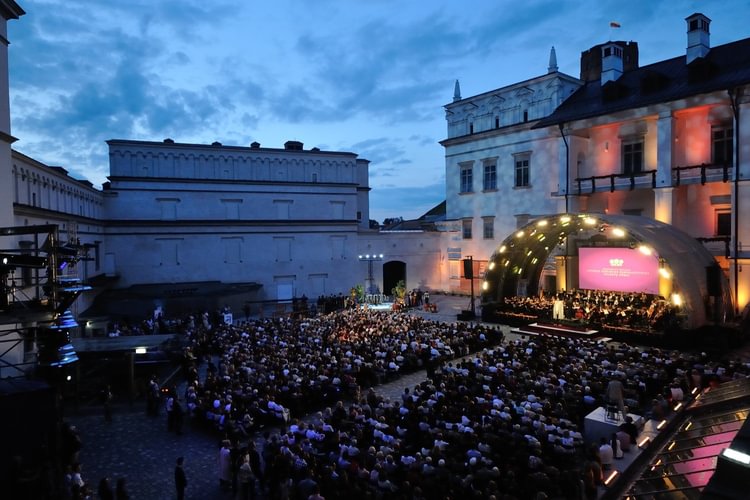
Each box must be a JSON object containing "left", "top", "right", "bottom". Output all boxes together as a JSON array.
[
  {"left": 548, "top": 46, "right": 558, "bottom": 73},
  {"left": 453, "top": 79, "right": 461, "bottom": 102}
]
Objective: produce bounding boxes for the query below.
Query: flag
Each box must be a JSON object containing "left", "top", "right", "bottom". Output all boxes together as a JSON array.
[{"left": 610, "top": 21, "right": 621, "bottom": 28}]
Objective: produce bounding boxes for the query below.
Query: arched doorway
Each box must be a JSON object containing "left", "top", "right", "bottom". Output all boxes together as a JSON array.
[{"left": 383, "top": 261, "right": 406, "bottom": 297}]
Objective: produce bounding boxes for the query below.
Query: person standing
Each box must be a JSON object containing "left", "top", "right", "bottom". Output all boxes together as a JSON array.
[
  {"left": 606, "top": 375, "right": 626, "bottom": 419},
  {"left": 218, "top": 439, "right": 232, "bottom": 491},
  {"left": 175, "top": 457, "right": 187, "bottom": 500},
  {"left": 102, "top": 385, "right": 113, "bottom": 422},
  {"left": 147, "top": 375, "right": 160, "bottom": 416},
  {"left": 165, "top": 388, "right": 175, "bottom": 432}
]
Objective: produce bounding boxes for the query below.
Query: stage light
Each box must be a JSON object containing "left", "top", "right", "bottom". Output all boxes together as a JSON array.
[
  {"left": 671, "top": 293, "right": 682, "bottom": 306},
  {"left": 691, "top": 387, "right": 699, "bottom": 396},
  {"left": 638, "top": 245, "right": 652, "bottom": 255},
  {"left": 66, "top": 375, "right": 72, "bottom": 381},
  {"left": 560, "top": 215, "right": 571, "bottom": 224},
  {"left": 482, "top": 281, "right": 489, "bottom": 291},
  {"left": 637, "top": 436, "right": 651, "bottom": 448},
  {"left": 583, "top": 217, "right": 597, "bottom": 226},
  {"left": 659, "top": 268, "right": 671, "bottom": 279},
  {"left": 657, "top": 419, "right": 667, "bottom": 430},
  {"left": 499, "top": 245, "right": 506, "bottom": 253},
  {"left": 536, "top": 219, "right": 548, "bottom": 227},
  {"left": 668, "top": 441, "right": 676, "bottom": 451},
  {"left": 603, "top": 470, "right": 619, "bottom": 486},
  {"left": 537, "top": 234, "right": 545, "bottom": 241},
  {"left": 135, "top": 347, "right": 147, "bottom": 354},
  {"left": 516, "top": 230, "right": 524, "bottom": 238},
  {"left": 612, "top": 227, "right": 626, "bottom": 237},
  {"left": 674, "top": 402, "right": 683, "bottom": 411},
  {"left": 488, "top": 262, "right": 495, "bottom": 270},
  {"left": 723, "top": 447, "right": 750, "bottom": 465},
  {"left": 685, "top": 421, "right": 693, "bottom": 431}
]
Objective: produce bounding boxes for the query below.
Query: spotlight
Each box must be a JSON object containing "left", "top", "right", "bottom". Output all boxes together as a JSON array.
[
  {"left": 657, "top": 419, "right": 667, "bottom": 430},
  {"left": 637, "top": 436, "right": 651, "bottom": 448},
  {"left": 723, "top": 448, "right": 750, "bottom": 465},
  {"left": 603, "top": 470, "right": 619, "bottom": 486}
]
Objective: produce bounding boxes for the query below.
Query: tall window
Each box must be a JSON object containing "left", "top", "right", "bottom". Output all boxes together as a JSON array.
[
  {"left": 483, "top": 217, "right": 494, "bottom": 239},
  {"left": 622, "top": 140, "right": 644, "bottom": 175},
  {"left": 460, "top": 164, "right": 473, "bottom": 193},
  {"left": 712, "top": 126, "right": 733, "bottom": 165},
  {"left": 483, "top": 161, "right": 497, "bottom": 190},
  {"left": 716, "top": 211, "right": 731, "bottom": 237},
  {"left": 462, "top": 219, "right": 473, "bottom": 239},
  {"left": 514, "top": 154, "right": 530, "bottom": 188}
]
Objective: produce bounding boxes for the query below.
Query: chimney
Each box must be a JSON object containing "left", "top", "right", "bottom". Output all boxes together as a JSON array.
[
  {"left": 686, "top": 13, "right": 711, "bottom": 64},
  {"left": 601, "top": 42, "right": 624, "bottom": 85},
  {"left": 284, "top": 140, "right": 303, "bottom": 150},
  {"left": 580, "top": 41, "right": 638, "bottom": 82}
]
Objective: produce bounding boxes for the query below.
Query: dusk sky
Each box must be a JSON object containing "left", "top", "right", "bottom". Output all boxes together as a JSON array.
[{"left": 8, "top": 0, "right": 750, "bottom": 224}]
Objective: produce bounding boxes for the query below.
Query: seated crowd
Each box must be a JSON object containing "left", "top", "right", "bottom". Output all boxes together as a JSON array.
[
  {"left": 499, "top": 289, "right": 680, "bottom": 332},
  {"left": 173, "top": 306, "right": 749, "bottom": 499},
  {"left": 181, "top": 309, "right": 501, "bottom": 433}
]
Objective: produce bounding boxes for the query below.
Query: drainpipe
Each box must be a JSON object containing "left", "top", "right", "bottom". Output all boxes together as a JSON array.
[
  {"left": 559, "top": 123, "right": 570, "bottom": 213},
  {"left": 729, "top": 88, "right": 741, "bottom": 317}
]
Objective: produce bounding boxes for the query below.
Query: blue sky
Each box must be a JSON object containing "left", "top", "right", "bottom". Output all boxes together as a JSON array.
[{"left": 8, "top": 0, "right": 750, "bottom": 223}]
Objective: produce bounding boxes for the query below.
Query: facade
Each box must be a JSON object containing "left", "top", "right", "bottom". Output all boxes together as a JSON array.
[
  {"left": 443, "top": 13, "right": 750, "bottom": 320},
  {"left": 99, "top": 139, "right": 373, "bottom": 317},
  {"left": 440, "top": 48, "right": 583, "bottom": 291}
]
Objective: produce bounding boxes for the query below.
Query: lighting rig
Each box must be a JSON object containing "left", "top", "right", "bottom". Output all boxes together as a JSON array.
[{"left": 1, "top": 224, "right": 91, "bottom": 376}]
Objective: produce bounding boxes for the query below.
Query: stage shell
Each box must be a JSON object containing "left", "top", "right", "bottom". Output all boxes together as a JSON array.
[{"left": 480, "top": 214, "right": 733, "bottom": 330}]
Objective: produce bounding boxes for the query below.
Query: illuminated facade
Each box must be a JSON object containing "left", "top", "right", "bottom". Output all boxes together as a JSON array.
[{"left": 444, "top": 13, "right": 750, "bottom": 320}]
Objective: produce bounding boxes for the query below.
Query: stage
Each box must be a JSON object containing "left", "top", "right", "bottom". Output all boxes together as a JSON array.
[{"left": 511, "top": 322, "right": 607, "bottom": 340}]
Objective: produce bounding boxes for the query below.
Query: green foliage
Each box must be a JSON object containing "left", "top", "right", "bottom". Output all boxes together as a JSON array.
[{"left": 391, "top": 279, "right": 406, "bottom": 301}]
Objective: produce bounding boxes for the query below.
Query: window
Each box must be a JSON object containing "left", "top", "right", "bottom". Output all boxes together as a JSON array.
[
  {"left": 514, "top": 154, "right": 530, "bottom": 188},
  {"left": 716, "top": 211, "right": 731, "bottom": 236},
  {"left": 462, "top": 219, "right": 472, "bottom": 239},
  {"left": 483, "top": 161, "right": 497, "bottom": 191},
  {"left": 712, "top": 126, "right": 733, "bottom": 165},
  {"left": 483, "top": 217, "right": 494, "bottom": 239},
  {"left": 460, "top": 164, "right": 473, "bottom": 193},
  {"left": 622, "top": 140, "right": 643, "bottom": 175},
  {"left": 495, "top": 117, "right": 500, "bottom": 128}
]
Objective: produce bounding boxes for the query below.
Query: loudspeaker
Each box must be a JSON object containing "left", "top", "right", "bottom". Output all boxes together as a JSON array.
[
  {"left": 706, "top": 265, "right": 722, "bottom": 297},
  {"left": 463, "top": 259, "right": 473, "bottom": 279}
]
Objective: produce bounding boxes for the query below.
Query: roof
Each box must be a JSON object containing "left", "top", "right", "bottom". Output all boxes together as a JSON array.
[{"left": 535, "top": 37, "right": 750, "bottom": 128}]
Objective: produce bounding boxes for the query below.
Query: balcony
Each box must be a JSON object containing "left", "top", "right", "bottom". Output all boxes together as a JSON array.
[
  {"left": 574, "top": 169, "right": 657, "bottom": 195},
  {"left": 672, "top": 162, "right": 732, "bottom": 186}
]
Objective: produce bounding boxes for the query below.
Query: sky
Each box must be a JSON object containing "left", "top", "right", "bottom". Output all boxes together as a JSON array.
[{"left": 8, "top": 0, "right": 750, "bottom": 224}]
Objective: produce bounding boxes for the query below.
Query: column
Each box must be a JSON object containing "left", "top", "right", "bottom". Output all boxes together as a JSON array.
[
  {"left": 656, "top": 111, "right": 674, "bottom": 189},
  {"left": 653, "top": 188, "right": 674, "bottom": 224}
]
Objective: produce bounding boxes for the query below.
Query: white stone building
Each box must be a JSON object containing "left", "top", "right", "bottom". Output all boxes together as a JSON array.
[{"left": 440, "top": 48, "right": 583, "bottom": 291}]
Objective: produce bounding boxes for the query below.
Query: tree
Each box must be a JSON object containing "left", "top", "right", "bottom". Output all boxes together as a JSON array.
[
  {"left": 369, "top": 219, "right": 380, "bottom": 229},
  {"left": 391, "top": 280, "right": 406, "bottom": 304}
]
